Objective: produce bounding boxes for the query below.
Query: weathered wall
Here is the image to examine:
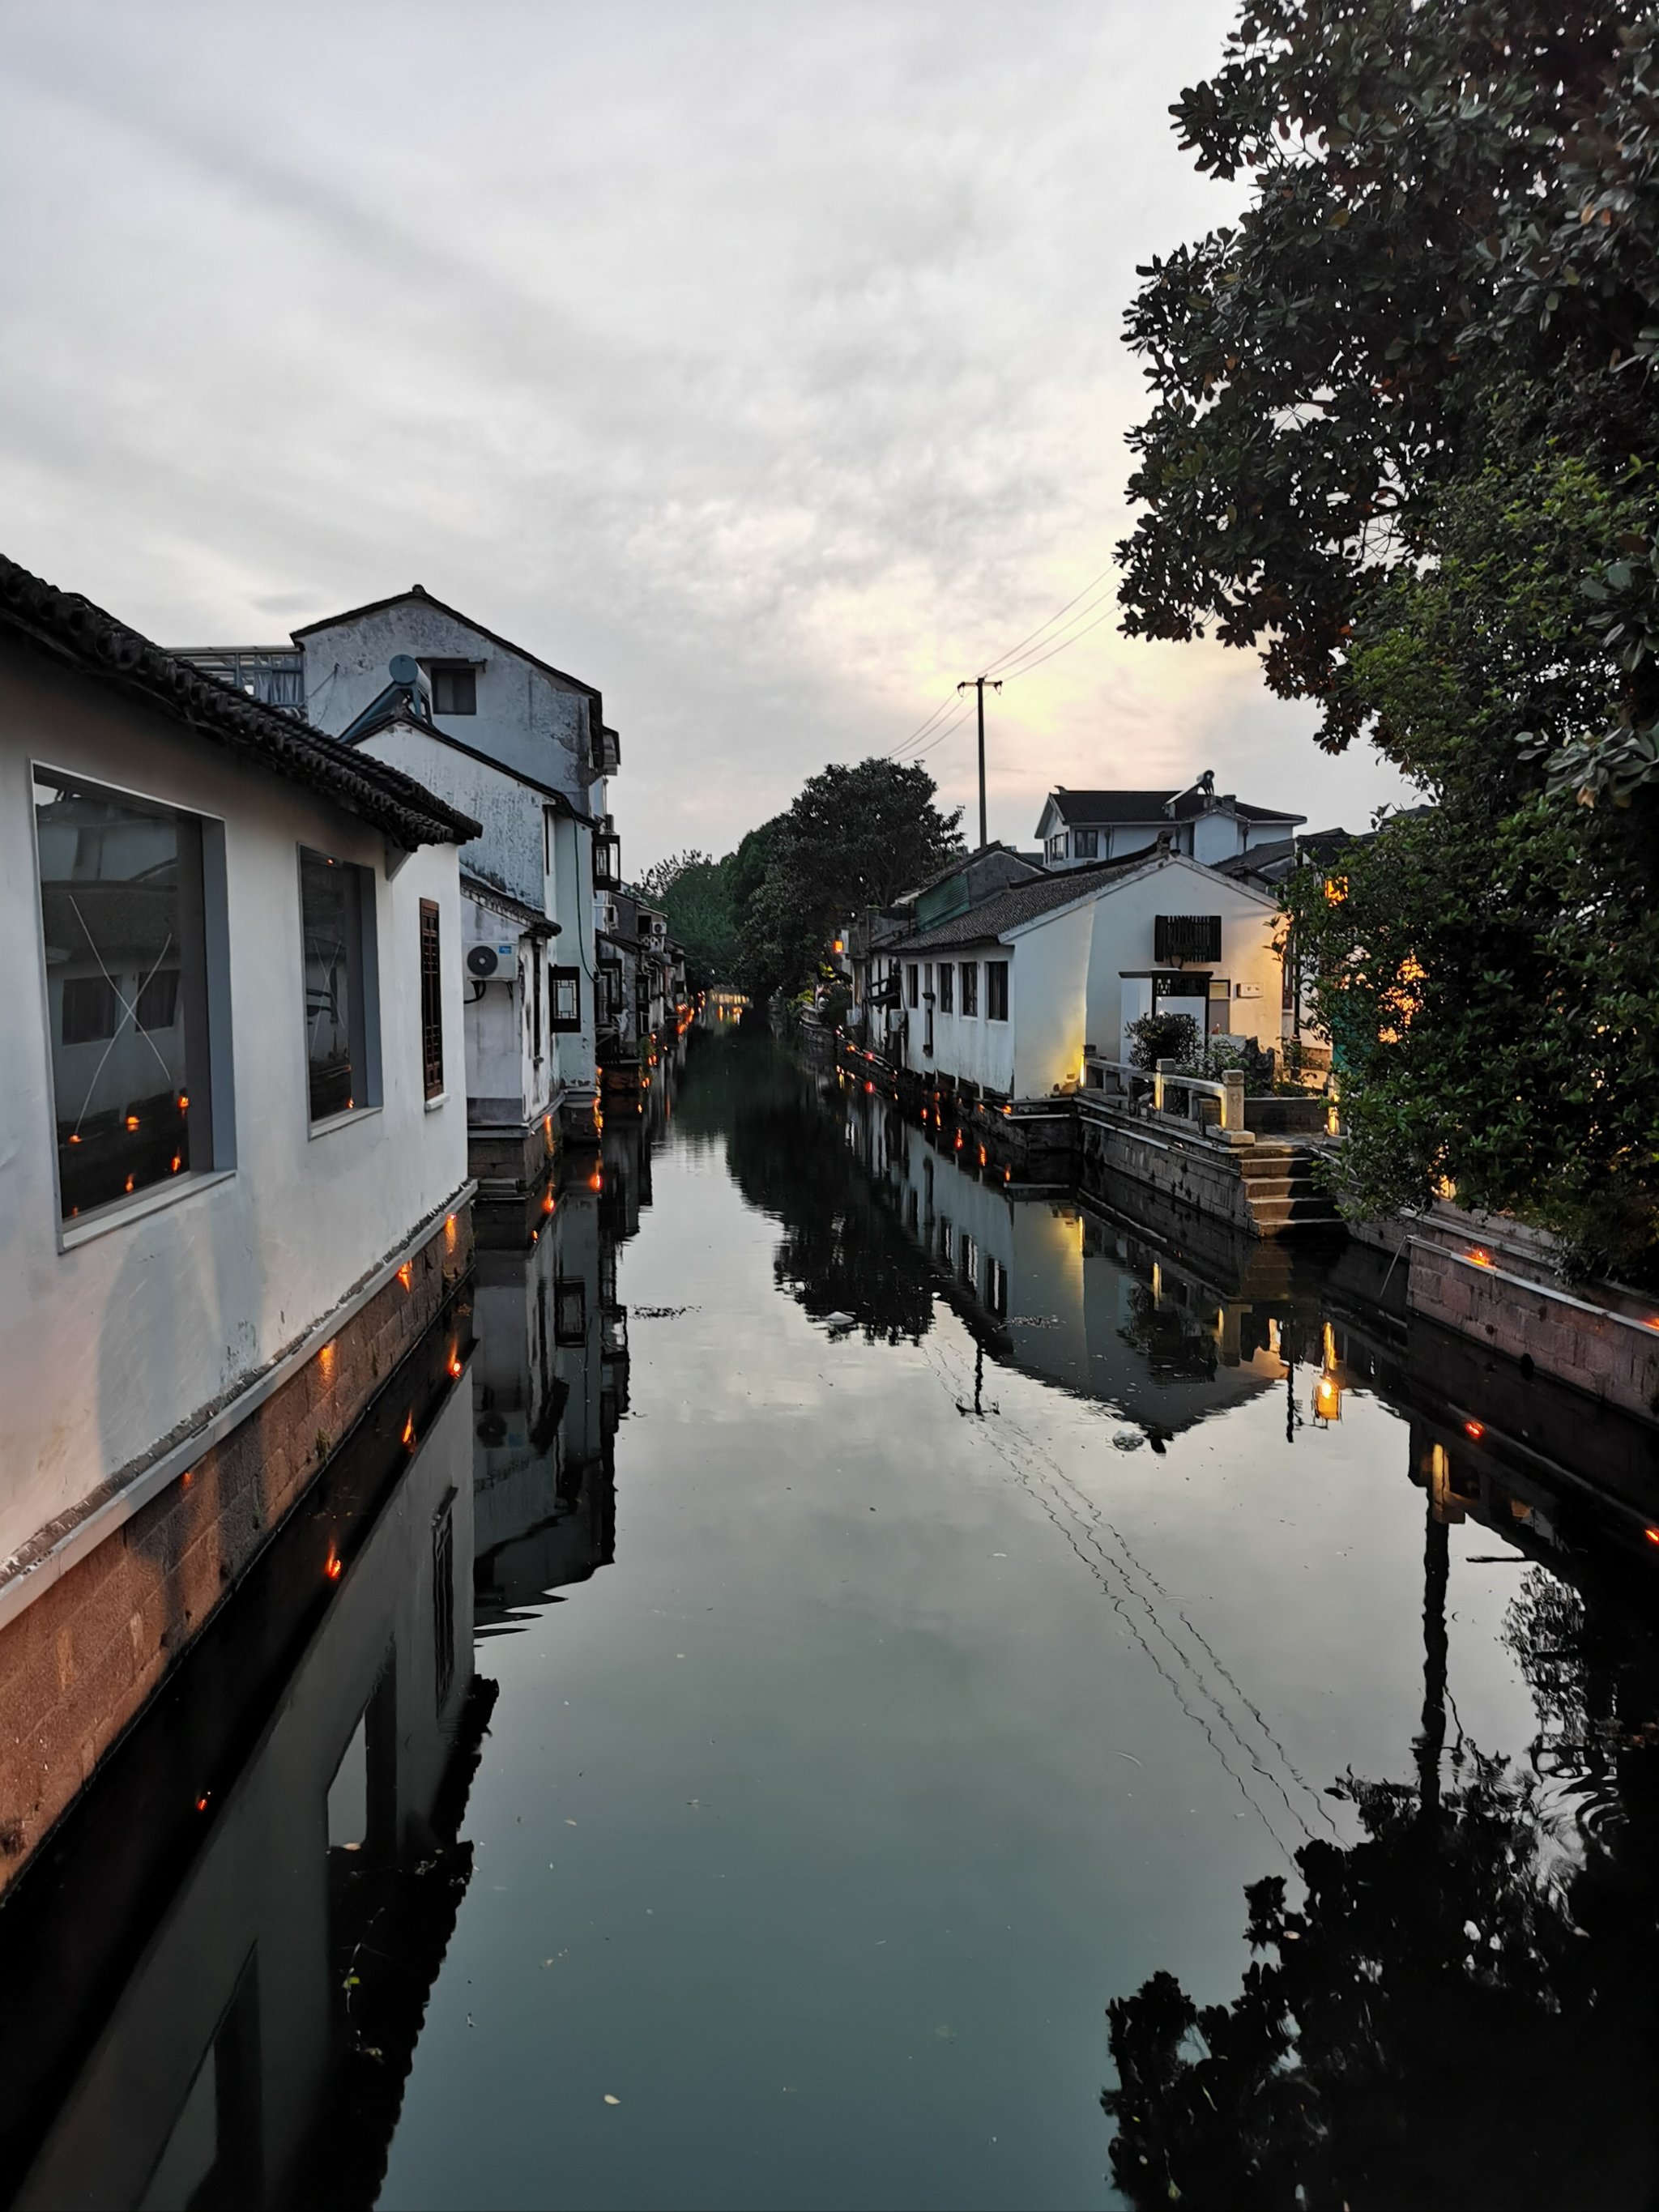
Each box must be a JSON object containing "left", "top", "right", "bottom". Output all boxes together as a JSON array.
[
  {"left": 0, "top": 644, "right": 471, "bottom": 1567},
  {"left": 1409, "top": 1242, "right": 1659, "bottom": 1421},
  {"left": 903, "top": 945, "right": 1018, "bottom": 1093},
  {"left": 301, "top": 600, "right": 594, "bottom": 802},
  {"left": 0, "top": 1206, "right": 472, "bottom": 1898}
]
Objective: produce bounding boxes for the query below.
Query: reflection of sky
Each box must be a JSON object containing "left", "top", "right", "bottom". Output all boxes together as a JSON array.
[{"left": 383, "top": 1118, "right": 1546, "bottom": 2212}]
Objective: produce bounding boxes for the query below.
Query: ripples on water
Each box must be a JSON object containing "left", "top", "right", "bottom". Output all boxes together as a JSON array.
[{"left": 2, "top": 1026, "right": 1658, "bottom": 2212}]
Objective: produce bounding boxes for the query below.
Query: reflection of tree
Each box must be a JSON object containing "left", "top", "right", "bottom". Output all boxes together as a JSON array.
[
  {"left": 1104, "top": 1531, "right": 1659, "bottom": 2211},
  {"left": 1118, "top": 1281, "right": 1218, "bottom": 1384},
  {"left": 676, "top": 1031, "right": 934, "bottom": 1342},
  {"left": 1105, "top": 1754, "right": 1659, "bottom": 2209}
]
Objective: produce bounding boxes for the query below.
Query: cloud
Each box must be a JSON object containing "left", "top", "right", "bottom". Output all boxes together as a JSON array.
[{"left": 0, "top": 0, "right": 1414, "bottom": 863}]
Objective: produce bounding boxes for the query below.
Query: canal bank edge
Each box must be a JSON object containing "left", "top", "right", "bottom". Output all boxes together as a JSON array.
[
  {"left": 817, "top": 1023, "right": 1659, "bottom": 1429},
  {"left": 0, "top": 1195, "right": 476, "bottom": 1893}
]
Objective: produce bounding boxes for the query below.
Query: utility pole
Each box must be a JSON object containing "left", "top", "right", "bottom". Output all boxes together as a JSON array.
[{"left": 957, "top": 676, "right": 1002, "bottom": 852}]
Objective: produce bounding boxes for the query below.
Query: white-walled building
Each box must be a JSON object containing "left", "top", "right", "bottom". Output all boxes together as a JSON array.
[
  {"left": 0, "top": 552, "right": 480, "bottom": 1883},
  {"left": 889, "top": 850, "right": 1282, "bottom": 1102},
  {"left": 1035, "top": 775, "right": 1303, "bottom": 868},
  {"left": 181, "top": 588, "right": 619, "bottom": 1184}
]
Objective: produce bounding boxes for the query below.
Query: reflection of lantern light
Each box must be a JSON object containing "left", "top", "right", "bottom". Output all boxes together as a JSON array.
[
  {"left": 589, "top": 1170, "right": 603, "bottom": 1191},
  {"left": 1468, "top": 1247, "right": 1495, "bottom": 1268},
  {"left": 1314, "top": 1375, "right": 1341, "bottom": 1422},
  {"left": 171, "top": 1155, "right": 182, "bottom": 1173},
  {"left": 401, "top": 1416, "right": 416, "bottom": 1451},
  {"left": 124, "top": 1174, "right": 134, "bottom": 1193},
  {"left": 196, "top": 1795, "right": 211, "bottom": 1813},
  {"left": 1646, "top": 1528, "right": 1659, "bottom": 1548},
  {"left": 1465, "top": 1420, "right": 1484, "bottom": 1440},
  {"left": 448, "top": 1349, "right": 463, "bottom": 1379},
  {"left": 397, "top": 1262, "right": 413, "bottom": 1291},
  {"left": 178, "top": 1094, "right": 189, "bottom": 1111},
  {"left": 543, "top": 1189, "right": 555, "bottom": 1214},
  {"left": 125, "top": 1114, "right": 139, "bottom": 1132},
  {"left": 326, "top": 1554, "right": 343, "bottom": 1581}
]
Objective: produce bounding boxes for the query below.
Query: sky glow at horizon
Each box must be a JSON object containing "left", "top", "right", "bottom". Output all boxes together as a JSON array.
[{"left": 1, "top": 2, "right": 1415, "bottom": 862}]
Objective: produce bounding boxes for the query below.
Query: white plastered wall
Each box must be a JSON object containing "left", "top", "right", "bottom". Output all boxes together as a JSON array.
[
  {"left": 0, "top": 645, "right": 469, "bottom": 1560},
  {"left": 1081, "top": 858, "right": 1282, "bottom": 1064}
]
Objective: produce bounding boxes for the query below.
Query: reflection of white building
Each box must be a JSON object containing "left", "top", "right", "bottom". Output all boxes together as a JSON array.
[
  {"left": 2, "top": 553, "right": 478, "bottom": 1893},
  {"left": 10, "top": 1375, "right": 482, "bottom": 2210},
  {"left": 845, "top": 1092, "right": 1288, "bottom": 1435},
  {"left": 889, "top": 850, "right": 1282, "bottom": 1102},
  {"left": 471, "top": 1178, "right": 618, "bottom": 1629}
]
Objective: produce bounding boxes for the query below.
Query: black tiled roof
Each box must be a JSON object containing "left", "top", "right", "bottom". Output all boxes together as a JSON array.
[
  {"left": 1, "top": 554, "right": 480, "bottom": 849},
  {"left": 1046, "top": 787, "right": 1303, "bottom": 826},
  {"left": 892, "top": 846, "right": 1163, "bottom": 952}
]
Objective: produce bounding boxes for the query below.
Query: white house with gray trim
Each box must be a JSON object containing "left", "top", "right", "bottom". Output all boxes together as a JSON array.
[
  {"left": 1034, "top": 775, "right": 1303, "bottom": 868},
  {"left": 0, "top": 552, "right": 479, "bottom": 1881},
  {"left": 890, "top": 850, "right": 1282, "bottom": 1101}
]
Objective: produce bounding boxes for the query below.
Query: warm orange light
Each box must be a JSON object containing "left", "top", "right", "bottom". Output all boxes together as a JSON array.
[
  {"left": 1646, "top": 1528, "right": 1659, "bottom": 1548},
  {"left": 195, "top": 1794, "right": 211, "bottom": 1813},
  {"left": 864, "top": 1081, "right": 874, "bottom": 1094},
  {"left": 954, "top": 1133, "right": 963, "bottom": 1150},
  {"left": 1001, "top": 1104, "right": 1012, "bottom": 1117},
  {"left": 1467, "top": 1248, "right": 1495, "bottom": 1269},
  {"left": 401, "top": 1416, "right": 416, "bottom": 1451},
  {"left": 125, "top": 1114, "right": 139, "bottom": 1132},
  {"left": 326, "top": 1554, "right": 343, "bottom": 1581},
  {"left": 1465, "top": 1421, "right": 1484, "bottom": 1440},
  {"left": 124, "top": 1174, "right": 134, "bottom": 1193},
  {"left": 171, "top": 1155, "right": 182, "bottom": 1173},
  {"left": 177, "top": 1094, "right": 189, "bottom": 1111},
  {"left": 978, "top": 1147, "right": 987, "bottom": 1167},
  {"left": 543, "top": 1188, "right": 556, "bottom": 1214},
  {"left": 318, "top": 1340, "right": 336, "bottom": 1381},
  {"left": 589, "top": 1170, "right": 603, "bottom": 1191},
  {"left": 397, "top": 1262, "right": 413, "bottom": 1291},
  {"left": 181, "top": 1467, "right": 194, "bottom": 1490},
  {"left": 448, "top": 1350, "right": 463, "bottom": 1379},
  {"left": 68, "top": 1133, "right": 80, "bottom": 1144}
]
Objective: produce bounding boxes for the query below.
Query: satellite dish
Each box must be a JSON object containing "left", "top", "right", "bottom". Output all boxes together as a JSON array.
[
  {"left": 467, "top": 944, "right": 499, "bottom": 978},
  {"left": 389, "top": 654, "right": 420, "bottom": 685}
]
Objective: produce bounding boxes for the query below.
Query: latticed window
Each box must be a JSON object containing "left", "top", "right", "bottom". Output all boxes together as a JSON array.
[
  {"left": 420, "top": 899, "right": 444, "bottom": 1098},
  {"left": 1154, "top": 913, "right": 1222, "bottom": 965}
]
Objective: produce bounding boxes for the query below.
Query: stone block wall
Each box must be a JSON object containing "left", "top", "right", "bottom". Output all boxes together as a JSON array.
[
  {"left": 1409, "top": 1242, "right": 1659, "bottom": 1421},
  {"left": 0, "top": 1206, "right": 474, "bottom": 1894}
]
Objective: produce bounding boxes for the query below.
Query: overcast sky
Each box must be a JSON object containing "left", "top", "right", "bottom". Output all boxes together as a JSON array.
[{"left": 3, "top": 2, "right": 1414, "bottom": 863}]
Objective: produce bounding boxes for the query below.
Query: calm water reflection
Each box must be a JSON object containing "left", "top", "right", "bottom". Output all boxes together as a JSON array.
[{"left": 4, "top": 1028, "right": 1659, "bottom": 2210}]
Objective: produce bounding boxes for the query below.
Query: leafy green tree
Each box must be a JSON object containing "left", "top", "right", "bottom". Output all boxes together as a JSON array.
[
  {"left": 1122, "top": 2, "right": 1659, "bottom": 1272},
  {"left": 740, "top": 758, "right": 962, "bottom": 1000},
  {"left": 633, "top": 850, "right": 744, "bottom": 987}
]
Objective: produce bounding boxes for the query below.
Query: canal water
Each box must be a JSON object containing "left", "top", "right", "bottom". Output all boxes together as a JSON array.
[{"left": 4, "top": 1025, "right": 1659, "bottom": 2210}]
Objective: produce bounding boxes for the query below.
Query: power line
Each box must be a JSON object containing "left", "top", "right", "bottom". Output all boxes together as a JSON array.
[
  {"left": 999, "top": 599, "right": 1120, "bottom": 682},
  {"left": 989, "top": 582, "right": 1120, "bottom": 680},
  {"left": 979, "top": 560, "right": 1117, "bottom": 677}
]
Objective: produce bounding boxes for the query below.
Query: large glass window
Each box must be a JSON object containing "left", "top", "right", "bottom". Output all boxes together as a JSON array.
[
  {"left": 300, "top": 849, "right": 377, "bottom": 1123},
  {"left": 34, "top": 769, "right": 214, "bottom": 1222}
]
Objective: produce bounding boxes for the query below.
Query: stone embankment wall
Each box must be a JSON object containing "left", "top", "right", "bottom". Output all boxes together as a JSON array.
[
  {"left": 0, "top": 1207, "right": 475, "bottom": 1894},
  {"left": 1409, "top": 1242, "right": 1659, "bottom": 1423}
]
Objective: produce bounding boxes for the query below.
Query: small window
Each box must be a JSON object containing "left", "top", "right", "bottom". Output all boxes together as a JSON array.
[
  {"left": 555, "top": 1277, "right": 586, "bottom": 1345},
  {"left": 907, "top": 964, "right": 919, "bottom": 1009},
  {"left": 987, "top": 961, "right": 1009, "bottom": 1021},
  {"left": 1073, "top": 829, "right": 1098, "bottom": 859},
  {"left": 960, "top": 961, "right": 979, "bottom": 1017},
  {"left": 1154, "top": 914, "right": 1223, "bottom": 964},
  {"left": 550, "top": 966, "right": 581, "bottom": 1032},
  {"left": 431, "top": 664, "right": 476, "bottom": 715},
  {"left": 300, "top": 848, "right": 379, "bottom": 1124},
  {"left": 34, "top": 768, "right": 218, "bottom": 1221},
  {"left": 420, "top": 899, "right": 444, "bottom": 1097},
  {"left": 599, "top": 959, "right": 623, "bottom": 1018},
  {"left": 923, "top": 962, "right": 934, "bottom": 1000},
  {"left": 938, "top": 963, "right": 953, "bottom": 1013},
  {"left": 1047, "top": 834, "right": 1065, "bottom": 862},
  {"left": 960, "top": 1234, "right": 979, "bottom": 1289}
]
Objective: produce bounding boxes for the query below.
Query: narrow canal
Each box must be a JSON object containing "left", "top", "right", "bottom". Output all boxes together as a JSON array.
[{"left": 5, "top": 1024, "right": 1659, "bottom": 2211}]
